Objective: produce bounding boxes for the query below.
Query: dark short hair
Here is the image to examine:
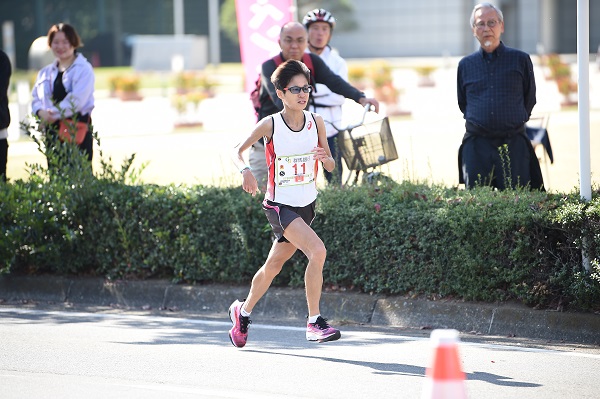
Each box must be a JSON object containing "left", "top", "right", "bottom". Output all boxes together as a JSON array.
[
  {"left": 271, "top": 59, "right": 311, "bottom": 90},
  {"left": 47, "top": 23, "right": 83, "bottom": 48}
]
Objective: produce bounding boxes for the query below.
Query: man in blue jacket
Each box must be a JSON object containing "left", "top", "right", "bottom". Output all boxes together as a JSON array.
[{"left": 457, "top": 2, "right": 543, "bottom": 190}]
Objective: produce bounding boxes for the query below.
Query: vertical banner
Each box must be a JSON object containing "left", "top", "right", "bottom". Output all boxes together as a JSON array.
[{"left": 236, "top": 0, "right": 295, "bottom": 92}]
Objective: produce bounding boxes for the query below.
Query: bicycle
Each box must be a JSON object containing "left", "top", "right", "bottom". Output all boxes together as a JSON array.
[{"left": 327, "top": 104, "right": 399, "bottom": 186}]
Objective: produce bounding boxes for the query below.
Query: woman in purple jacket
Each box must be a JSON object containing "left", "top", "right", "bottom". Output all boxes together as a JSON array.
[{"left": 32, "top": 23, "right": 95, "bottom": 167}]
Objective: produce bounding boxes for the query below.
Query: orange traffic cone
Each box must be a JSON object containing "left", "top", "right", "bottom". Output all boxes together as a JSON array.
[{"left": 421, "top": 329, "right": 467, "bottom": 399}]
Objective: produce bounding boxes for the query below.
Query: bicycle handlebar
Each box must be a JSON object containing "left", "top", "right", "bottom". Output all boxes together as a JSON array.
[{"left": 326, "top": 103, "right": 374, "bottom": 133}]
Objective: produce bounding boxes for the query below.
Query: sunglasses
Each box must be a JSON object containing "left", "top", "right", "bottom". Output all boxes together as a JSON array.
[{"left": 283, "top": 85, "right": 313, "bottom": 94}]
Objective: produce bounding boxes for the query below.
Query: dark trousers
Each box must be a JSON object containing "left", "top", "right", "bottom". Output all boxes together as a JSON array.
[
  {"left": 460, "top": 134, "right": 535, "bottom": 190},
  {"left": 0, "top": 138, "right": 7, "bottom": 182},
  {"left": 80, "top": 129, "right": 93, "bottom": 162},
  {"left": 324, "top": 134, "right": 343, "bottom": 185}
]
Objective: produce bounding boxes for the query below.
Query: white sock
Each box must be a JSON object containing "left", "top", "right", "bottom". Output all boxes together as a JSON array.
[
  {"left": 241, "top": 307, "right": 251, "bottom": 317},
  {"left": 308, "top": 314, "right": 320, "bottom": 324}
]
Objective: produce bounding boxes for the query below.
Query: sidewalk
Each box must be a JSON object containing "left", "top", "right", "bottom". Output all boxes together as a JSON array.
[
  {"left": 6, "top": 61, "right": 600, "bottom": 192},
  {"left": 1, "top": 276, "right": 598, "bottom": 346}
]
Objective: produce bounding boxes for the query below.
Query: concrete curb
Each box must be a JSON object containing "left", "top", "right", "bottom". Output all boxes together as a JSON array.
[
  {"left": 1, "top": 276, "right": 598, "bottom": 345},
  {"left": 373, "top": 298, "right": 600, "bottom": 345}
]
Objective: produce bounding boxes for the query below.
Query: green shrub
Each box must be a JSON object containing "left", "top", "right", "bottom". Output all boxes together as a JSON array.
[{"left": 1, "top": 131, "right": 599, "bottom": 311}]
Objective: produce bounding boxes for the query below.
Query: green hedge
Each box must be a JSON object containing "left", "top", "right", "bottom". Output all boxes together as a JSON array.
[{"left": 1, "top": 140, "right": 599, "bottom": 311}]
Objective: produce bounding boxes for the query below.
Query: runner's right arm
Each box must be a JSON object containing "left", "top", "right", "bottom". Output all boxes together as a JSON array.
[{"left": 232, "top": 116, "right": 274, "bottom": 196}]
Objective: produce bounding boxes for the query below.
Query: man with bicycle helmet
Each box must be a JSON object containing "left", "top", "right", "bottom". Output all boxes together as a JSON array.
[{"left": 303, "top": 8, "right": 346, "bottom": 185}]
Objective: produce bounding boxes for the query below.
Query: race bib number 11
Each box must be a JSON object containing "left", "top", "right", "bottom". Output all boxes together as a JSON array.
[{"left": 275, "top": 153, "right": 316, "bottom": 186}]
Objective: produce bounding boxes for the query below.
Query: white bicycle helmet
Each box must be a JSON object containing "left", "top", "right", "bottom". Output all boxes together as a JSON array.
[{"left": 302, "top": 8, "right": 336, "bottom": 30}]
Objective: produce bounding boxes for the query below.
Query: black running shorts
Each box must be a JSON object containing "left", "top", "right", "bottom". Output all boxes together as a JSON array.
[{"left": 262, "top": 199, "right": 316, "bottom": 243}]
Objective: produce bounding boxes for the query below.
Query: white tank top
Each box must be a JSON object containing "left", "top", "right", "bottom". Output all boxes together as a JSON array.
[{"left": 265, "top": 111, "right": 320, "bottom": 207}]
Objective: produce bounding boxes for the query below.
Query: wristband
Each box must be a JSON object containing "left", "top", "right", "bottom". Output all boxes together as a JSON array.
[{"left": 240, "top": 166, "right": 252, "bottom": 174}]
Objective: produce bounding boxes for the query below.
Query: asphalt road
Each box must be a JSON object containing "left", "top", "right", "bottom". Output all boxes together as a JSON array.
[{"left": 1, "top": 307, "right": 599, "bottom": 399}]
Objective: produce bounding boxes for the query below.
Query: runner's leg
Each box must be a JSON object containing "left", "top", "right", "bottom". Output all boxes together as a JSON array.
[
  {"left": 282, "top": 218, "right": 326, "bottom": 317},
  {"left": 243, "top": 240, "right": 297, "bottom": 313}
]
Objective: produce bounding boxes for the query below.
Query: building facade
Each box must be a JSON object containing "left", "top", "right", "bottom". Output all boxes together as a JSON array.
[
  {"left": 0, "top": 0, "right": 598, "bottom": 70},
  {"left": 330, "top": 0, "right": 600, "bottom": 59}
]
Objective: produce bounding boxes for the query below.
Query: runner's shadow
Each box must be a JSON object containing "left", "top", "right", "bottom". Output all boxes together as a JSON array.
[
  {"left": 469, "top": 371, "right": 541, "bottom": 387},
  {"left": 245, "top": 349, "right": 542, "bottom": 388}
]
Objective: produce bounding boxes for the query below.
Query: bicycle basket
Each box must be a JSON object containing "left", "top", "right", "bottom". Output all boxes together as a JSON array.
[{"left": 340, "top": 116, "right": 398, "bottom": 171}]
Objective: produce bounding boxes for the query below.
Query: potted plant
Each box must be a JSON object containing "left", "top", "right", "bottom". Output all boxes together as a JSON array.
[
  {"left": 556, "top": 77, "right": 577, "bottom": 107},
  {"left": 174, "top": 72, "right": 216, "bottom": 97},
  {"left": 172, "top": 90, "right": 209, "bottom": 127},
  {"left": 367, "top": 60, "right": 410, "bottom": 116},
  {"left": 546, "top": 55, "right": 577, "bottom": 107},
  {"left": 414, "top": 65, "right": 437, "bottom": 87},
  {"left": 348, "top": 64, "right": 368, "bottom": 90},
  {"left": 369, "top": 60, "right": 398, "bottom": 104},
  {"left": 171, "top": 72, "right": 215, "bottom": 127},
  {"left": 542, "top": 53, "right": 562, "bottom": 80},
  {"left": 110, "top": 74, "right": 143, "bottom": 101}
]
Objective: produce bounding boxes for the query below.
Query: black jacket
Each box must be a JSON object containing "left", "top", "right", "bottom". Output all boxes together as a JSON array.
[
  {"left": 257, "top": 52, "right": 364, "bottom": 120},
  {"left": 0, "top": 50, "right": 11, "bottom": 130}
]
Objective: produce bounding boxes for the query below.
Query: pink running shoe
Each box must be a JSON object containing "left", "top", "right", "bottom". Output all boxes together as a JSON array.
[
  {"left": 306, "top": 316, "right": 341, "bottom": 343},
  {"left": 228, "top": 299, "right": 251, "bottom": 348}
]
